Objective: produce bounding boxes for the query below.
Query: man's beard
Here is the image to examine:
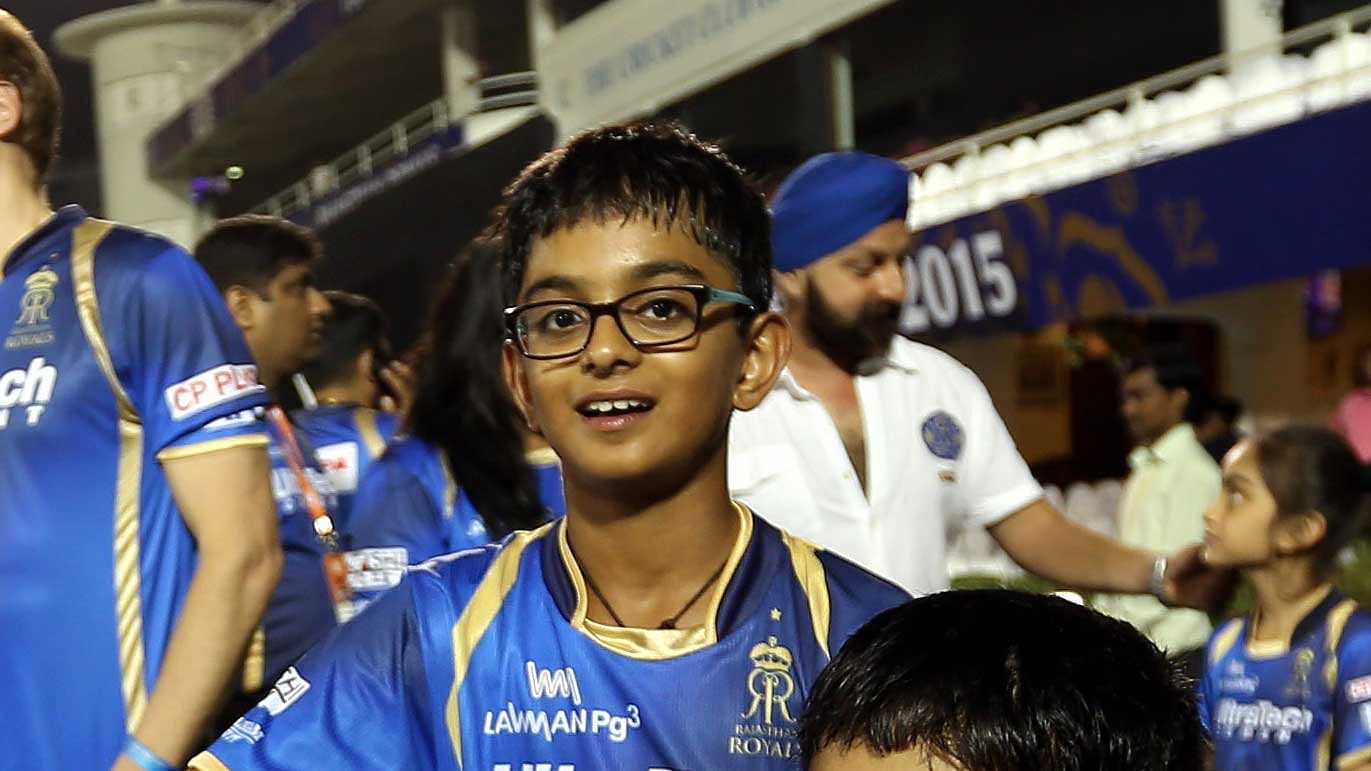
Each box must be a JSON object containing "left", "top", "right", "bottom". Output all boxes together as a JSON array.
[{"left": 804, "top": 282, "right": 902, "bottom": 372}]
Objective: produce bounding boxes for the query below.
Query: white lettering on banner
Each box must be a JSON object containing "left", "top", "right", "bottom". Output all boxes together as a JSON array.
[
  {"left": 900, "top": 230, "right": 1018, "bottom": 334},
  {"left": 0, "top": 356, "right": 56, "bottom": 428},
  {"left": 1212, "top": 698, "right": 1313, "bottom": 744},
  {"left": 164, "top": 363, "right": 264, "bottom": 420},
  {"left": 257, "top": 667, "right": 310, "bottom": 716},
  {"left": 540, "top": 0, "right": 895, "bottom": 135}
]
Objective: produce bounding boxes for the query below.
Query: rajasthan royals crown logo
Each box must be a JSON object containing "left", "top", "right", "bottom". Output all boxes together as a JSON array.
[
  {"left": 741, "top": 636, "right": 797, "bottom": 725},
  {"left": 16, "top": 267, "right": 58, "bottom": 327}
]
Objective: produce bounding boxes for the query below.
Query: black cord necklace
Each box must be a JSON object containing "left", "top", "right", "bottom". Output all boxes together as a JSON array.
[{"left": 580, "top": 558, "right": 730, "bottom": 630}]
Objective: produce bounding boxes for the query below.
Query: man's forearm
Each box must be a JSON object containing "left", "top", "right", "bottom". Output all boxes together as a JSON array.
[
  {"left": 126, "top": 544, "right": 280, "bottom": 766},
  {"left": 991, "top": 499, "right": 1155, "bottom": 593}
]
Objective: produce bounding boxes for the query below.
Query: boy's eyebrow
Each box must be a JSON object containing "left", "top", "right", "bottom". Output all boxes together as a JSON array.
[
  {"left": 630, "top": 260, "right": 710, "bottom": 283},
  {"left": 521, "top": 274, "right": 583, "bottom": 300}
]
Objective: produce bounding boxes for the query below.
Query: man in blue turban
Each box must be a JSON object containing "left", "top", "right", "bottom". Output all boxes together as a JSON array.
[{"left": 729, "top": 151, "right": 1230, "bottom": 615}]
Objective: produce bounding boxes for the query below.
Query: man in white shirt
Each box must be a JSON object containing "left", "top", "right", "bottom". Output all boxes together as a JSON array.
[
  {"left": 729, "top": 151, "right": 1226, "bottom": 606},
  {"left": 1093, "top": 347, "right": 1219, "bottom": 654}
]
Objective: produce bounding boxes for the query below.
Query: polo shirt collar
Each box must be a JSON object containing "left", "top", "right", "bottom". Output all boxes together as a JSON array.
[
  {"left": 776, "top": 339, "right": 919, "bottom": 400},
  {"left": 1128, "top": 423, "right": 1197, "bottom": 470}
]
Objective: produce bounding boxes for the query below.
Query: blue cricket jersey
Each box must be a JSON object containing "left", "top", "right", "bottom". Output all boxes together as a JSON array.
[
  {"left": 1200, "top": 590, "right": 1371, "bottom": 770},
  {"left": 252, "top": 415, "right": 347, "bottom": 691},
  {"left": 349, "top": 436, "right": 566, "bottom": 564},
  {"left": 193, "top": 505, "right": 910, "bottom": 770},
  {"left": 289, "top": 403, "right": 399, "bottom": 527},
  {"left": 0, "top": 207, "right": 270, "bottom": 768}
]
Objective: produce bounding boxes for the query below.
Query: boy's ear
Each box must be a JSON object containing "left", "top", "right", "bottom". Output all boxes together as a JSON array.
[
  {"left": 773, "top": 268, "right": 805, "bottom": 308},
  {"left": 1274, "top": 511, "right": 1328, "bottom": 556},
  {"left": 733, "top": 311, "right": 791, "bottom": 412},
  {"left": 502, "top": 341, "right": 541, "bottom": 435},
  {"left": 223, "top": 285, "right": 258, "bottom": 331}
]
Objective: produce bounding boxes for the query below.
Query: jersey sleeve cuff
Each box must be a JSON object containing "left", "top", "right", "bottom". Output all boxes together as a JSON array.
[
  {"left": 157, "top": 433, "right": 268, "bottom": 462},
  {"left": 187, "top": 751, "right": 230, "bottom": 771},
  {"left": 1338, "top": 744, "right": 1371, "bottom": 770},
  {"left": 966, "top": 483, "right": 1045, "bottom": 528}
]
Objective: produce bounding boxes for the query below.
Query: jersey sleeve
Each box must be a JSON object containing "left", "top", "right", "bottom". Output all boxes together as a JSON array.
[
  {"left": 1334, "top": 620, "right": 1371, "bottom": 768},
  {"left": 98, "top": 232, "right": 268, "bottom": 457},
  {"left": 349, "top": 455, "right": 447, "bottom": 562},
  {"left": 955, "top": 366, "right": 1043, "bottom": 528},
  {"left": 190, "top": 579, "right": 435, "bottom": 771},
  {"left": 817, "top": 550, "right": 912, "bottom": 655}
]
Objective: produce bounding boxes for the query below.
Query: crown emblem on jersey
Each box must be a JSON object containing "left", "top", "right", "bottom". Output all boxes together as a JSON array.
[
  {"left": 748, "top": 636, "right": 793, "bottom": 673},
  {"left": 25, "top": 267, "right": 58, "bottom": 291}
]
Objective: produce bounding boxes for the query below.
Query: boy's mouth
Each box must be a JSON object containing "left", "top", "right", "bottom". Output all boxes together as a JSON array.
[{"left": 575, "top": 393, "right": 657, "bottom": 431}]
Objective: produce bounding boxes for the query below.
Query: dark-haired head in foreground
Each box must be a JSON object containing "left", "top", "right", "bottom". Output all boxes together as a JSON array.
[{"left": 800, "top": 589, "right": 1205, "bottom": 770}]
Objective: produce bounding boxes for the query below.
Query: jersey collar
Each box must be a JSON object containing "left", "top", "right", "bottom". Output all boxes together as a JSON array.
[
  {"left": 1244, "top": 585, "right": 1345, "bottom": 658},
  {"left": 1, "top": 205, "right": 85, "bottom": 277},
  {"left": 540, "top": 502, "right": 783, "bottom": 659}
]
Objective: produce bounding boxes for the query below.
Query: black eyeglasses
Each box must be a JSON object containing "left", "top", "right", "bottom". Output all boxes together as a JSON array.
[{"left": 504, "top": 284, "right": 757, "bottom": 360}]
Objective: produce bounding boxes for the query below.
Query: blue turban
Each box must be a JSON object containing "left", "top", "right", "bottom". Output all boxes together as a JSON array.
[{"left": 770, "top": 151, "right": 910, "bottom": 272}]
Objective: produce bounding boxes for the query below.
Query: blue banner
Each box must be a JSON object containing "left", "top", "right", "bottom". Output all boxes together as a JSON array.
[{"left": 901, "top": 100, "right": 1371, "bottom": 336}]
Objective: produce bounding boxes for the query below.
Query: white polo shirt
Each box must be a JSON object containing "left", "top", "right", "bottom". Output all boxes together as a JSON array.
[{"left": 728, "top": 337, "right": 1043, "bottom": 596}]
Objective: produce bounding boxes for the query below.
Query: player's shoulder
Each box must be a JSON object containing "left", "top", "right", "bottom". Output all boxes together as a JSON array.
[
  {"left": 402, "top": 523, "right": 555, "bottom": 615},
  {"left": 373, "top": 409, "right": 402, "bottom": 439},
  {"left": 88, "top": 218, "right": 191, "bottom": 268},
  {"left": 756, "top": 515, "right": 910, "bottom": 610},
  {"left": 889, "top": 336, "right": 986, "bottom": 387},
  {"left": 1335, "top": 602, "right": 1371, "bottom": 648}
]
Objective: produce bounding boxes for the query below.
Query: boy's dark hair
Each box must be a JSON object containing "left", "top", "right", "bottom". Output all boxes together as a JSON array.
[
  {"left": 407, "top": 234, "right": 546, "bottom": 538},
  {"left": 300, "top": 291, "right": 391, "bottom": 390},
  {"left": 1255, "top": 426, "right": 1371, "bottom": 572},
  {"left": 799, "top": 590, "right": 1205, "bottom": 771},
  {"left": 494, "top": 121, "right": 772, "bottom": 311},
  {"left": 1126, "top": 344, "right": 1206, "bottom": 421},
  {"left": 0, "top": 11, "right": 60, "bottom": 185},
  {"left": 195, "top": 215, "right": 322, "bottom": 295}
]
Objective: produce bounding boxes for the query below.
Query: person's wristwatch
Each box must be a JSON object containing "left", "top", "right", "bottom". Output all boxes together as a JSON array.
[{"left": 1148, "top": 554, "right": 1169, "bottom": 603}]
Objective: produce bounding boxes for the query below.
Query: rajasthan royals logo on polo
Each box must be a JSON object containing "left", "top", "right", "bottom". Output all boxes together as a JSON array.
[
  {"left": 741, "top": 636, "right": 797, "bottom": 725},
  {"left": 921, "top": 411, "right": 965, "bottom": 461},
  {"left": 16, "top": 267, "right": 57, "bottom": 327}
]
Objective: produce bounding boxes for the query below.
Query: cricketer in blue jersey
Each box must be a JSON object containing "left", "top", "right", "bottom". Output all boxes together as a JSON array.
[
  {"left": 194, "top": 505, "right": 909, "bottom": 770},
  {"left": 0, "top": 206, "right": 277, "bottom": 767},
  {"left": 1199, "top": 591, "right": 1371, "bottom": 770},
  {"left": 290, "top": 402, "right": 400, "bottom": 525},
  {"left": 349, "top": 436, "right": 565, "bottom": 559}
]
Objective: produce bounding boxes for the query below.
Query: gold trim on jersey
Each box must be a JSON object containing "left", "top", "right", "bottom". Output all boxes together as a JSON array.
[
  {"left": 438, "top": 450, "right": 458, "bottom": 520},
  {"left": 780, "top": 530, "right": 832, "bottom": 660},
  {"left": 1319, "top": 598, "right": 1358, "bottom": 770},
  {"left": 186, "top": 752, "right": 230, "bottom": 771},
  {"left": 241, "top": 626, "right": 267, "bottom": 693},
  {"left": 446, "top": 524, "right": 551, "bottom": 769},
  {"left": 523, "top": 446, "right": 560, "bottom": 467},
  {"left": 1336, "top": 744, "right": 1371, "bottom": 770},
  {"left": 353, "top": 407, "right": 387, "bottom": 460},
  {"left": 1209, "top": 618, "right": 1243, "bottom": 664},
  {"left": 72, "top": 219, "right": 152, "bottom": 732},
  {"left": 155, "top": 434, "right": 268, "bottom": 461},
  {"left": 556, "top": 502, "right": 752, "bottom": 660}
]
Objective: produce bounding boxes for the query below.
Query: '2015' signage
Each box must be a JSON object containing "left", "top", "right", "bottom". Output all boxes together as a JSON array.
[{"left": 900, "top": 231, "right": 1018, "bottom": 334}]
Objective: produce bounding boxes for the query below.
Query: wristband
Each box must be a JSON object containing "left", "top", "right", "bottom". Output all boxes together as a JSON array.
[
  {"left": 1148, "top": 554, "right": 1169, "bottom": 603},
  {"left": 122, "top": 736, "right": 175, "bottom": 771}
]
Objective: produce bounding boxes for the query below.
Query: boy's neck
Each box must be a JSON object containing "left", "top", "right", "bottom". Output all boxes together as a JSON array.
[
  {"left": 1248, "top": 560, "right": 1332, "bottom": 644},
  {"left": 0, "top": 178, "right": 53, "bottom": 273},
  {"left": 562, "top": 450, "right": 740, "bottom": 630}
]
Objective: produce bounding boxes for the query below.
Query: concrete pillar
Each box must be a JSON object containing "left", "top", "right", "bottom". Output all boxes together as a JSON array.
[
  {"left": 55, "top": 1, "right": 258, "bottom": 247},
  {"left": 822, "top": 39, "right": 855, "bottom": 151},
  {"left": 441, "top": 2, "right": 481, "bottom": 126},
  {"left": 1220, "top": 0, "right": 1284, "bottom": 60}
]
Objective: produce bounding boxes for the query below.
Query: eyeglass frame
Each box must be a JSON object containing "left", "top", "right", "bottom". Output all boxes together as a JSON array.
[{"left": 503, "top": 284, "right": 758, "bottom": 360}]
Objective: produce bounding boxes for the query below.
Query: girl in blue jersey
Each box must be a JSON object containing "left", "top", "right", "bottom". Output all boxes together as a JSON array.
[{"left": 1199, "top": 426, "right": 1371, "bottom": 771}]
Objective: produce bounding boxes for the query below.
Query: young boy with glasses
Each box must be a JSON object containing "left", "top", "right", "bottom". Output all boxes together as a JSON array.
[{"left": 193, "top": 122, "right": 909, "bottom": 770}]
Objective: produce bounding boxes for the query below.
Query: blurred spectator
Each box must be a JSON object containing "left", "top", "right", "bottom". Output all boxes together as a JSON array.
[
  {"left": 1094, "top": 345, "right": 1218, "bottom": 665},
  {"left": 345, "top": 235, "right": 557, "bottom": 575},
  {"left": 0, "top": 12, "right": 279, "bottom": 770},
  {"left": 1332, "top": 342, "right": 1371, "bottom": 462},
  {"left": 195, "top": 216, "right": 348, "bottom": 711},
  {"left": 1196, "top": 394, "right": 1244, "bottom": 464},
  {"left": 800, "top": 590, "right": 1204, "bottom": 771},
  {"left": 291, "top": 291, "right": 403, "bottom": 526}
]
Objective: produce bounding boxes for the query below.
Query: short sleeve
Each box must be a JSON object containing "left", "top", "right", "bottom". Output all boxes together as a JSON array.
[
  {"left": 98, "top": 233, "right": 268, "bottom": 456},
  {"left": 349, "top": 456, "right": 447, "bottom": 562},
  {"left": 1334, "top": 623, "right": 1371, "bottom": 767},
  {"left": 955, "top": 368, "right": 1043, "bottom": 528},
  {"left": 191, "top": 580, "right": 434, "bottom": 770}
]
